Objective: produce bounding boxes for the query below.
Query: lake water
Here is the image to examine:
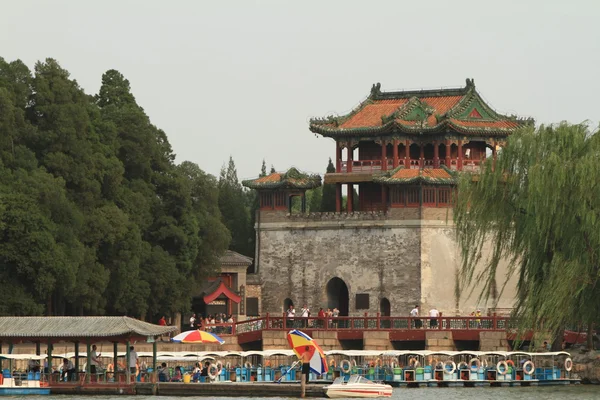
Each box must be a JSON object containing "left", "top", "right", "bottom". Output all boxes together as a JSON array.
[{"left": 11, "top": 385, "right": 598, "bottom": 399}]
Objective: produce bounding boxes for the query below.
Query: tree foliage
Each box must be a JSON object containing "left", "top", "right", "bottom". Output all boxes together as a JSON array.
[
  {"left": 321, "top": 158, "right": 336, "bottom": 212},
  {"left": 0, "top": 59, "right": 230, "bottom": 319},
  {"left": 454, "top": 123, "right": 600, "bottom": 343}
]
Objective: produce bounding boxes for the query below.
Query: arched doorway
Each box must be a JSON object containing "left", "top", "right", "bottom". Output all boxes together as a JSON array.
[
  {"left": 380, "top": 298, "right": 391, "bottom": 328},
  {"left": 283, "top": 298, "right": 294, "bottom": 313},
  {"left": 326, "top": 278, "right": 349, "bottom": 316}
]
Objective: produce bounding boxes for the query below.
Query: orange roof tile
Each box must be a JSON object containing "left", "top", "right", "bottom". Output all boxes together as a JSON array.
[
  {"left": 421, "top": 169, "right": 452, "bottom": 179},
  {"left": 450, "top": 119, "right": 519, "bottom": 129},
  {"left": 340, "top": 99, "right": 407, "bottom": 128},
  {"left": 255, "top": 173, "right": 281, "bottom": 183},
  {"left": 391, "top": 169, "right": 420, "bottom": 179}
]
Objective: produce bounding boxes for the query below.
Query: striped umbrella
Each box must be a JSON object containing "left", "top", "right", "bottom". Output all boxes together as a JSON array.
[
  {"left": 171, "top": 329, "right": 225, "bottom": 344},
  {"left": 287, "top": 329, "right": 328, "bottom": 375}
]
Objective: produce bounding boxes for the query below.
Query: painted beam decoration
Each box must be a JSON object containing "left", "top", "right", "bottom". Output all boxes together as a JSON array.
[
  {"left": 374, "top": 165, "right": 457, "bottom": 185},
  {"left": 309, "top": 78, "right": 533, "bottom": 138}
]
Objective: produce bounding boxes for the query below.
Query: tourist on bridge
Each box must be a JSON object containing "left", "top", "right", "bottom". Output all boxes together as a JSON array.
[
  {"left": 410, "top": 305, "right": 422, "bottom": 328},
  {"left": 286, "top": 304, "right": 295, "bottom": 328},
  {"left": 317, "top": 308, "right": 325, "bottom": 328},
  {"left": 429, "top": 306, "right": 440, "bottom": 328},
  {"left": 301, "top": 304, "right": 310, "bottom": 327}
]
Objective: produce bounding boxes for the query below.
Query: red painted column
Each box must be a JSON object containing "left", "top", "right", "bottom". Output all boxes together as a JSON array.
[
  {"left": 433, "top": 140, "right": 439, "bottom": 168},
  {"left": 335, "top": 183, "right": 342, "bottom": 212},
  {"left": 405, "top": 140, "right": 410, "bottom": 168},
  {"left": 392, "top": 139, "right": 399, "bottom": 168},
  {"left": 445, "top": 140, "right": 451, "bottom": 167},
  {"left": 347, "top": 145, "right": 353, "bottom": 173},
  {"left": 347, "top": 183, "right": 353, "bottom": 213},
  {"left": 458, "top": 140, "right": 463, "bottom": 170},
  {"left": 336, "top": 143, "right": 342, "bottom": 173},
  {"left": 381, "top": 140, "right": 387, "bottom": 171},
  {"left": 419, "top": 143, "right": 424, "bottom": 169}
]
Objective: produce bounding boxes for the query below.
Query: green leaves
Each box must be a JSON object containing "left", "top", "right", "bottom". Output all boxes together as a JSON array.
[
  {"left": 0, "top": 58, "right": 232, "bottom": 319},
  {"left": 455, "top": 123, "right": 600, "bottom": 343}
]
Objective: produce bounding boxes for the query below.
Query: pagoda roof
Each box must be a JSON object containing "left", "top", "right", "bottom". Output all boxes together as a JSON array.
[
  {"left": 374, "top": 166, "right": 457, "bottom": 185},
  {"left": 242, "top": 167, "right": 321, "bottom": 190},
  {"left": 310, "top": 79, "right": 533, "bottom": 138}
]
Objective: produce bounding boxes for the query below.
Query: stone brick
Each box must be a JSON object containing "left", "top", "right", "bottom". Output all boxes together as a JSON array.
[{"left": 426, "top": 331, "right": 453, "bottom": 340}]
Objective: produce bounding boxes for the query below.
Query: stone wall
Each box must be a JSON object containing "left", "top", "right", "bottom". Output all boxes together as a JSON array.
[
  {"left": 479, "top": 331, "right": 509, "bottom": 351},
  {"left": 257, "top": 218, "right": 421, "bottom": 317},
  {"left": 425, "top": 331, "right": 456, "bottom": 351},
  {"left": 256, "top": 208, "right": 517, "bottom": 317}
]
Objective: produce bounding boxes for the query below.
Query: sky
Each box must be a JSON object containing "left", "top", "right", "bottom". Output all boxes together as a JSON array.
[{"left": 2, "top": 0, "right": 600, "bottom": 180}]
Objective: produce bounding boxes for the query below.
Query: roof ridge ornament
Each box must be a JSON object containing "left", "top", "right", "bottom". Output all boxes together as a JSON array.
[
  {"left": 370, "top": 82, "right": 382, "bottom": 98},
  {"left": 466, "top": 78, "right": 475, "bottom": 88}
]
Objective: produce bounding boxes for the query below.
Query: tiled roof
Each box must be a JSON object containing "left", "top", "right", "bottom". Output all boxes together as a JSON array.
[
  {"left": 220, "top": 250, "right": 252, "bottom": 266},
  {"left": 374, "top": 166, "right": 456, "bottom": 185},
  {"left": 310, "top": 79, "right": 532, "bottom": 137},
  {"left": 242, "top": 167, "right": 321, "bottom": 190},
  {"left": 0, "top": 316, "right": 177, "bottom": 339}
]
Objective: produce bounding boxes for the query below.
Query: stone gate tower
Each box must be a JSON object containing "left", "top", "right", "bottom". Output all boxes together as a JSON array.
[{"left": 243, "top": 79, "right": 531, "bottom": 318}]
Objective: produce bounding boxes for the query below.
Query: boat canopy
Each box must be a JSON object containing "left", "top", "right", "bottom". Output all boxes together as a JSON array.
[{"left": 0, "top": 354, "right": 46, "bottom": 360}]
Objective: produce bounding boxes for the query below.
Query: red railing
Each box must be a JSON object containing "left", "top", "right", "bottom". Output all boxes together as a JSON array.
[{"left": 235, "top": 314, "right": 511, "bottom": 332}]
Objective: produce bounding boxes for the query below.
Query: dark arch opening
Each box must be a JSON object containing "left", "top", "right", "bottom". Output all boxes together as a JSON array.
[
  {"left": 326, "top": 278, "right": 349, "bottom": 317},
  {"left": 380, "top": 298, "right": 391, "bottom": 328},
  {"left": 283, "top": 298, "right": 294, "bottom": 313}
]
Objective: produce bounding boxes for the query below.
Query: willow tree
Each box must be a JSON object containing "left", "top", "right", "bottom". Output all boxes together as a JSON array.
[{"left": 454, "top": 122, "right": 599, "bottom": 348}]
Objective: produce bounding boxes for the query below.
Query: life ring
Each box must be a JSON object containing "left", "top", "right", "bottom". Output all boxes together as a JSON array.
[
  {"left": 340, "top": 360, "right": 352, "bottom": 374},
  {"left": 523, "top": 360, "right": 535, "bottom": 375},
  {"left": 444, "top": 360, "right": 456, "bottom": 374},
  {"left": 208, "top": 363, "right": 219, "bottom": 379},
  {"left": 107, "top": 363, "right": 114, "bottom": 372},
  {"left": 265, "top": 360, "right": 271, "bottom": 367},
  {"left": 457, "top": 361, "right": 468, "bottom": 370},
  {"left": 244, "top": 361, "right": 252, "bottom": 369},
  {"left": 497, "top": 361, "right": 508, "bottom": 375},
  {"left": 482, "top": 359, "right": 489, "bottom": 368},
  {"left": 469, "top": 358, "right": 481, "bottom": 371},
  {"left": 329, "top": 358, "right": 336, "bottom": 368},
  {"left": 564, "top": 358, "right": 573, "bottom": 372},
  {"left": 506, "top": 360, "right": 515, "bottom": 367}
]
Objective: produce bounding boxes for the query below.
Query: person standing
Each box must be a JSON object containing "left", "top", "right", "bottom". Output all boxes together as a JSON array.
[
  {"left": 129, "top": 346, "right": 138, "bottom": 378},
  {"left": 189, "top": 313, "right": 197, "bottom": 329},
  {"left": 286, "top": 304, "right": 296, "bottom": 328},
  {"left": 90, "top": 344, "right": 101, "bottom": 374},
  {"left": 301, "top": 346, "right": 312, "bottom": 384},
  {"left": 429, "top": 306, "right": 440, "bottom": 328},
  {"left": 410, "top": 305, "right": 421, "bottom": 328},
  {"left": 300, "top": 304, "right": 310, "bottom": 328}
]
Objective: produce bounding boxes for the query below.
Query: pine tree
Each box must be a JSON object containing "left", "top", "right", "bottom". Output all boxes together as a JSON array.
[{"left": 320, "top": 158, "right": 336, "bottom": 212}]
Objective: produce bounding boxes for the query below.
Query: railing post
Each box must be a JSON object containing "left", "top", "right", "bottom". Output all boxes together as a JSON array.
[
  {"left": 266, "top": 313, "right": 270, "bottom": 330},
  {"left": 364, "top": 312, "right": 368, "bottom": 330},
  {"left": 376, "top": 312, "right": 381, "bottom": 330}
]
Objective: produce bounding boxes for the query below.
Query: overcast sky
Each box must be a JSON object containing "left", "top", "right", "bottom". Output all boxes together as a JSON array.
[{"left": 3, "top": 1, "right": 599, "bottom": 180}]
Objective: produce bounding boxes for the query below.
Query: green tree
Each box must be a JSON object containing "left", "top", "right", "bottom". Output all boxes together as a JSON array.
[
  {"left": 454, "top": 123, "right": 600, "bottom": 349},
  {"left": 320, "top": 158, "right": 336, "bottom": 212},
  {"left": 219, "top": 156, "right": 251, "bottom": 256},
  {"left": 307, "top": 187, "right": 322, "bottom": 212}
]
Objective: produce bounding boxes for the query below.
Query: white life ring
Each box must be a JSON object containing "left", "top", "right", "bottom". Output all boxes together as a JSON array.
[
  {"left": 496, "top": 360, "right": 508, "bottom": 375},
  {"left": 469, "top": 358, "right": 481, "bottom": 371},
  {"left": 444, "top": 360, "right": 456, "bottom": 374},
  {"left": 340, "top": 359, "right": 352, "bottom": 374},
  {"left": 523, "top": 360, "right": 535, "bottom": 375},
  {"left": 208, "top": 363, "right": 219, "bottom": 379},
  {"left": 244, "top": 361, "right": 252, "bottom": 369},
  {"left": 564, "top": 358, "right": 573, "bottom": 372},
  {"left": 457, "top": 361, "right": 468, "bottom": 370}
]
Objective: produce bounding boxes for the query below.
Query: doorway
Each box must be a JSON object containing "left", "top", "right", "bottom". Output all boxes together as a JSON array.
[{"left": 326, "top": 278, "right": 349, "bottom": 316}]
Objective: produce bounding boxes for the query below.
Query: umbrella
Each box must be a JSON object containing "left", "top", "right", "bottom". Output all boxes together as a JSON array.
[
  {"left": 171, "top": 329, "right": 225, "bottom": 344},
  {"left": 287, "top": 330, "right": 328, "bottom": 375}
]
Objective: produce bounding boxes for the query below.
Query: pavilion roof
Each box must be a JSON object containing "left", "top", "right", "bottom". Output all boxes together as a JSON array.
[
  {"left": 220, "top": 250, "right": 252, "bottom": 267},
  {"left": 374, "top": 166, "right": 457, "bottom": 185},
  {"left": 0, "top": 316, "right": 177, "bottom": 339},
  {"left": 309, "top": 79, "right": 533, "bottom": 138},
  {"left": 242, "top": 167, "right": 321, "bottom": 190}
]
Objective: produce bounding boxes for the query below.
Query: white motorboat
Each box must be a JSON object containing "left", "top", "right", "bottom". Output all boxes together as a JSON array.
[{"left": 325, "top": 375, "right": 393, "bottom": 398}]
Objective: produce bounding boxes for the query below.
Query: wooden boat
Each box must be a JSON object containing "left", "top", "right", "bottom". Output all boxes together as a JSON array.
[{"left": 325, "top": 375, "right": 392, "bottom": 398}]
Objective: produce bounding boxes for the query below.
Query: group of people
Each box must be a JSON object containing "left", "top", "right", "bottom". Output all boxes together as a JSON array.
[
  {"left": 158, "top": 361, "right": 213, "bottom": 383},
  {"left": 189, "top": 313, "right": 235, "bottom": 334},
  {"left": 410, "top": 305, "right": 442, "bottom": 329},
  {"left": 285, "top": 304, "right": 341, "bottom": 328}
]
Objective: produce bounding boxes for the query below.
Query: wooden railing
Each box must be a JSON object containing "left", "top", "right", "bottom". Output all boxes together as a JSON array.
[{"left": 235, "top": 314, "right": 513, "bottom": 333}]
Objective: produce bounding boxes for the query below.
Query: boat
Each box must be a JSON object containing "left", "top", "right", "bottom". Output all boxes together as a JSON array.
[
  {"left": 325, "top": 375, "right": 392, "bottom": 398},
  {"left": 1, "top": 354, "right": 50, "bottom": 396}
]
